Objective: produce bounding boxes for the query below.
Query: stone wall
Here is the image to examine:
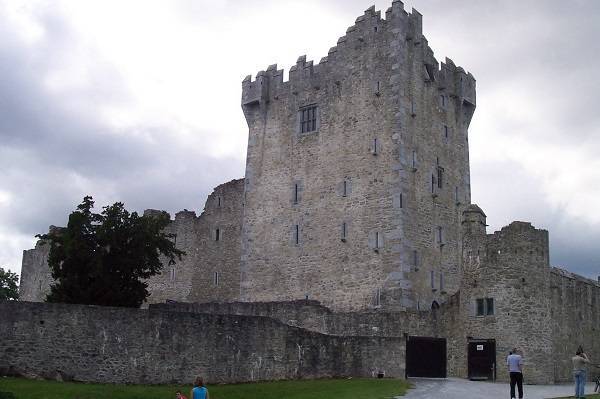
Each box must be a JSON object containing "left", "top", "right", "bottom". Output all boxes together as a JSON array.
[
  {"left": 240, "top": 3, "right": 475, "bottom": 312},
  {"left": 146, "top": 178, "right": 244, "bottom": 304},
  {"left": 550, "top": 268, "right": 600, "bottom": 382},
  {"left": 151, "top": 299, "right": 441, "bottom": 338},
  {"left": 0, "top": 301, "right": 405, "bottom": 384}
]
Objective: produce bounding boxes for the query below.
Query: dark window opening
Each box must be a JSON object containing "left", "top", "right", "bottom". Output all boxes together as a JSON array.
[
  {"left": 373, "top": 138, "right": 378, "bottom": 155},
  {"left": 217, "top": 196, "right": 221, "bottom": 207},
  {"left": 444, "top": 125, "right": 449, "bottom": 139},
  {"left": 294, "top": 224, "right": 299, "bottom": 245},
  {"left": 343, "top": 180, "right": 348, "bottom": 197},
  {"left": 437, "top": 166, "right": 444, "bottom": 189},
  {"left": 437, "top": 226, "right": 443, "bottom": 244},
  {"left": 374, "top": 26, "right": 378, "bottom": 32},
  {"left": 214, "top": 271, "right": 219, "bottom": 286},
  {"left": 476, "top": 298, "right": 495, "bottom": 316},
  {"left": 300, "top": 105, "right": 318, "bottom": 133},
  {"left": 215, "top": 229, "right": 220, "bottom": 241},
  {"left": 294, "top": 184, "right": 299, "bottom": 204},
  {"left": 341, "top": 222, "right": 347, "bottom": 242},
  {"left": 400, "top": 193, "right": 403, "bottom": 208},
  {"left": 486, "top": 298, "right": 494, "bottom": 315}
]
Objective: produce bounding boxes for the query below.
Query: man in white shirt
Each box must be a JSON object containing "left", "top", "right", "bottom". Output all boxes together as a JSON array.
[{"left": 507, "top": 348, "right": 524, "bottom": 399}]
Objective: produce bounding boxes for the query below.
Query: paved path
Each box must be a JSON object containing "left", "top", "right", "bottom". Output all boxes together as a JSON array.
[{"left": 399, "top": 378, "right": 596, "bottom": 399}]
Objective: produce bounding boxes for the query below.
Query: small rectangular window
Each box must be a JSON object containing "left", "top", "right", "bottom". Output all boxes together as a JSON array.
[
  {"left": 375, "top": 232, "right": 380, "bottom": 249},
  {"left": 170, "top": 267, "right": 175, "bottom": 281},
  {"left": 343, "top": 180, "right": 348, "bottom": 197},
  {"left": 437, "top": 166, "right": 444, "bottom": 189},
  {"left": 444, "top": 125, "right": 449, "bottom": 139},
  {"left": 412, "top": 151, "right": 417, "bottom": 170},
  {"left": 375, "top": 288, "right": 381, "bottom": 306},
  {"left": 214, "top": 271, "right": 219, "bottom": 286},
  {"left": 431, "top": 174, "right": 436, "bottom": 193},
  {"left": 486, "top": 298, "right": 494, "bottom": 315},
  {"left": 476, "top": 298, "right": 485, "bottom": 316},
  {"left": 341, "top": 222, "right": 347, "bottom": 242},
  {"left": 300, "top": 105, "right": 318, "bottom": 133},
  {"left": 372, "top": 138, "right": 378, "bottom": 155},
  {"left": 399, "top": 193, "right": 403, "bottom": 209},
  {"left": 294, "top": 224, "right": 299, "bottom": 245},
  {"left": 217, "top": 196, "right": 222, "bottom": 207},
  {"left": 215, "top": 228, "right": 220, "bottom": 241}
]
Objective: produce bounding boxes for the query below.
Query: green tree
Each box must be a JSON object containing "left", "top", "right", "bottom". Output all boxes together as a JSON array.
[
  {"left": 38, "top": 196, "right": 184, "bottom": 308},
  {"left": 0, "top": 267, "right": 19, "bottom": 300}
]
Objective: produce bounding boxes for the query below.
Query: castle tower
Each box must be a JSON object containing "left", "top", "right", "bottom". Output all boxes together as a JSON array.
[{"left": 240, "top": 2, "right": 476, "bottom": 311}]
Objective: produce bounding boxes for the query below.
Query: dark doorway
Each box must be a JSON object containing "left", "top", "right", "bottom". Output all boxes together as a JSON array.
[
  {"left": 468, "top": 339, "right": 496, "bottom": 380},
  {"left": 406, "top": 336, "right": 447, "bottom": 378}
]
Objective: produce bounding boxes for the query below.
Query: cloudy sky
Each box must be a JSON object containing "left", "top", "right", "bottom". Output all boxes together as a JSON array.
[{"left": 1, "top": 0, "right": 598, "bottom": 279}]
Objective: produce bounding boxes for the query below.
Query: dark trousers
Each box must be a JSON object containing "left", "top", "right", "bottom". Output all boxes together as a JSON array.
[{"left": 510, "top": 372, "right": 523, "bottom": 399}]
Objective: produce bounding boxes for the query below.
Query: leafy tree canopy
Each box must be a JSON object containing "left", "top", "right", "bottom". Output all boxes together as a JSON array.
[
  {"left": 0, "top": 267, "right": 19, "bottom": 300},
  {"left": 37, "top": 196, "right": 184, "bottom": 308}
]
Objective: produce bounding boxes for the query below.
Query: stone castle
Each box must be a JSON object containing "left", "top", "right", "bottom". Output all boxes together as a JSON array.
[{"left": 14, "top": 2, "right": 600, "bottom": 385}]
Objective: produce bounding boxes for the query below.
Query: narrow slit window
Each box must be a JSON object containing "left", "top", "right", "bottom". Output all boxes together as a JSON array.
[
  {"left": 294, "top": 184, "right": 299, "bottom": 204},
  {"left": 412, "top": 151, "right": 417, "bottom": 169},
  {"left": 375, "top": 288, "right": 381, "bottom": 306},
  {"left": 437, "top": 226, "right": 443, "bottom": 244},
  {"left": 215, "top": 228, "right": 220, "bottom": 241},
  {"left": 343, "top": 180, "right": 348, "bottom": 197},
  {"left": 170, "top": 267, "right": 175, "bottom": 281},
  {"left": 341, "top": 222, "right": 347, "bottom": 242},
  {"left": 431, "top": 174, "right": 436, "bottom": 193},
  {"left": 437, "top": 166, "right": 444, "bottom": 189},
  {"left": 444, "top": 125, "right": 449, "bottom": 139},
  {"left": 413, "top": 250, "right": 419, "bottom": 270},
  {"left": 374, "top": 232, "right": 381, "bottom": 250},
  {"left": 214, "top": 271, "right": 219, "bottom": 286},
  {"left": 217, "top": 196, "right": 222, "bottom": 207},
  {"left": 399, "top": 193, "right": 403, "bottom": 209},
  {"left": 372, "top": 138, "right": 378, "bottom": 155},
  {"left": 294, "top": 224, "right": 299, "bottom": 245}
]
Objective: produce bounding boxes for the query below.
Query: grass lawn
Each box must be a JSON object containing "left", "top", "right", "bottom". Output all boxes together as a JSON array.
[{"left": 0, "top": 377, "right": 410, "bottom": 399}]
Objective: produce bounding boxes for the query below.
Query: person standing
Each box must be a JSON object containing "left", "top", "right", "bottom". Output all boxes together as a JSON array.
[
  {"left": 507, "top": 348, "right": 524, "bottom": 399},
  {"left": 190, "top": 376, "right": 210, "bottom": 399},
  {"left": 572, "top": 346, "right": 590, "bottom": 399}
]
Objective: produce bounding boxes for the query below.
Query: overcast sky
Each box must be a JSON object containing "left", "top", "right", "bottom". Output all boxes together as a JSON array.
[{"left": 1, "top": 0, "right": 598, "bottom": 280}]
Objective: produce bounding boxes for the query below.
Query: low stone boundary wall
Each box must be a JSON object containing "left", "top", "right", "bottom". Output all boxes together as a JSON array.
[
  {"left": 151, "top": 300, "right": 440, "bottom": 337},
  {"left": 0, "top": 301, "right": 405, "bottom": 384}
]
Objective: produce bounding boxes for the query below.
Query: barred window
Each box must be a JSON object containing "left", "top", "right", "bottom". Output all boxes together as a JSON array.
[{"left": 300, "top": 105, "right": 318, "bottom": 133}]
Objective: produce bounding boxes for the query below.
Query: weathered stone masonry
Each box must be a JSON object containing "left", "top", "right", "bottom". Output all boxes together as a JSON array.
[
  {"left": 0, "top": 301, "right": 404, "bottom": 384},
  {"left": 16, "top": 2, "right": 599, "bottom": 385},
  {"left": 240, "top": 2, "right": 475, "bottom": 312}
]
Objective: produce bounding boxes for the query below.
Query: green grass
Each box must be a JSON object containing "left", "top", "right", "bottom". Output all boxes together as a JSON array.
[{"left": 0, "top": 377, "right": 410, "bottom": 399}]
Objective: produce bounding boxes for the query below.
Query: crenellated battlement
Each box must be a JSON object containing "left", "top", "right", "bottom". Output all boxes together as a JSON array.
[{"left": 241, "top": 2, "right": 475, "bottom": 118}]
